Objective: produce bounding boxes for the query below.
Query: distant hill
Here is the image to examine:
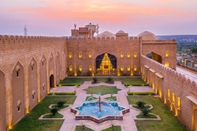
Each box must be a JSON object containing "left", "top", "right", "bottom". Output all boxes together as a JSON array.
[{"left": 157, "top": 35, "right": 197, "bottom": 46}]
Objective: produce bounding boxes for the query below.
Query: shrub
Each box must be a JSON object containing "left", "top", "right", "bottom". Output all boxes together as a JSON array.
[
  {"left": 48, "top": 92, "right": 76, "bottom": 95},
  {"left": 92, "top": 77, "right": 98, "bottom": 83},
  {"left": 136, "top": 101, "right": 146, "bottom": 108},
  {"left": 106, "top": 77, "right": 114, "bottom": 84},
  {"left": 141, "top": 108, "right": 151, "bottom": 116},
  {"left": 57, "top": 101, "right": 66, "bottom": 107},
  {"left": 50, "top": 107, "right": 58, "bottom": 116}
]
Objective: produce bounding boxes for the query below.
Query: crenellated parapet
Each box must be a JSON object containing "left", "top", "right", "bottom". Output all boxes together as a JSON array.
[
  {"left": 141, "top": 55, "right": 197, "bottom": 96},
  {"left": 66, "top": 36, "right": 140, "bottom": 43},
  {"left": 0, "top": 35, "right": 66, "bottom": 45}
]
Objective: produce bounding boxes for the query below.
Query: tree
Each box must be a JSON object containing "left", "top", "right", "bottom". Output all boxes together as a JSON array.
[
  {"left": 57, "top": 101, "right": 66, "bottom": 107},
  {"left": 141, "top": 108, "right": 151, "bottom": 116},
  {"left": 136, "top": 101, "right": 145, "bottom": 108},
  {"left": 50, "top": 107, "right": 58, "bottom": 116}
]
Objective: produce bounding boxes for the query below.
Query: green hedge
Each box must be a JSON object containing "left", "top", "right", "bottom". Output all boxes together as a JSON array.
[
  {"left": 127, "top": 92, "right": 155, "bottom": 95},
  {"left": 58, "top": 83, "right": 80, "bottom": 86},
  {"left": 48, "top": 92, "right": 76, "bottom": 95},
  {"left": 124, "top": 84, "right": 149, "bottom": 87}
]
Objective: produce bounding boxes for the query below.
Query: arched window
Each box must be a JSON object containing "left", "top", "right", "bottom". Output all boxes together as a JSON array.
[
  {"left": 79, "top": 52, "right": 82, "bottom": 58},
  {"left": 134, "top": 65, "right": 137, "bottom": 71},
  {"left": 89, "top": 52, "right": 92, "bottom": 58},
  {"left": 69, "top": 52, "right": 72, "bottom": 58},
  {"left": 120, "top": 52, "right": 124, "bottom": 58},
  {"left": 134, "top": 52, "right": 137, "bottom": 58},
  {"left": 120, "top": 65, "right": 124, "bottom": 71},
  {"left": 127, "top": 65, "right": 130, "bottom": 71},
  {"left": 165, "top": 51, "right": 169, "bottom": 57},
  {"left": 79, "top": 65, "right": 82, "bottom": 71},
  {"left": 127, "top": 52, "right": 130, "bottom": 58},
  {"left": 69, "top": 65, "right": 73, "bottom": 71},
  {"left": 89, "top": 65, "right": 92, "bottom": 71}
]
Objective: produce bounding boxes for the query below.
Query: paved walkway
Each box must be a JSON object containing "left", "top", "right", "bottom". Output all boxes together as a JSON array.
[{"left": 50, "top": 81, "right": 153, "bottom": 131}]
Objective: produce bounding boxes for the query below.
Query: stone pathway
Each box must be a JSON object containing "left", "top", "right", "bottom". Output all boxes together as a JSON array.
[{"left": 49, "top": 81, "right": 153, "bottom": 131}]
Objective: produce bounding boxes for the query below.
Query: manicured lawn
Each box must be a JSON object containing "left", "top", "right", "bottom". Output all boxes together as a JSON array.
[
  {"left": 136, "top": 113, "right": 157, "bottom": 118},
  {"left": 132, "top": 105, "right": 150, "bottom": 110},
  {"left": 114, "top": 78, "right": 147, "bottom": 86},
  {"left": 60, "top": 78, "right": 92, "bottom": 86},
  {"left": 75, "top": 125, "right": 94, "bottom": 131},
  {"left": 105, "top": 96, "right": 117, "bottom": 101},
  {"left": 85, "top": 96, "right": 97, "bottom": 101},
  {"left": 43, "top": 113, "right": 63, "bottom": 118},
  {"left": 10, "top": 96, "right": 76, "bottom": 131},
  {"left": 102, "top": 126, "right": 121, "bottom": 131},
  {"left": 127, "top": 96, "right": 187, "bottom": 131},
  {"left": 60, "top": 77, "right": 147, "bottom": 86},
  {"left": 84, "top": 85, "right": 121, "bottom": 95}
]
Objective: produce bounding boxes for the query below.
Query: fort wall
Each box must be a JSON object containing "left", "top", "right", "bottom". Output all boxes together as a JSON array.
[
  {"left": 0, "top": 35, "right": 66, "bottom": 129},
  {"left": 141, "top": 55, "right": 197, "bottom": 131},
  {"left": 66, "top": 37, "right": 140, "bottom": 76}
]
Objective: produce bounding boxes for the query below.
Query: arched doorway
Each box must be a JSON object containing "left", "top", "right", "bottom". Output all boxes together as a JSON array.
[
  {"left": 146, "top": 52, "right": 162, "bottom": 64},
  {"left": 96, "top": 53, "right": 117, "bottom": 75},
  {"left": 50, "top": 75, "right": 54, "bottom": 88}
]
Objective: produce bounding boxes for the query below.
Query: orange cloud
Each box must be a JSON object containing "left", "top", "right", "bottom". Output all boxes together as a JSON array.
[{"left": 6, "top": 0, "right": 196, "bottom": 25}]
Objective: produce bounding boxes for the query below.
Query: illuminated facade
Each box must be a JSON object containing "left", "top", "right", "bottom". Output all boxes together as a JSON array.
[{"left": 0, "top": 26, "right": 196, "bottom": 131}]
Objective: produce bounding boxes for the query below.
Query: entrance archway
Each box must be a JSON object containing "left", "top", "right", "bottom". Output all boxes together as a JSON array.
[
  {"left": 96, "top": 53, "right": 117, "bottom": 75},
  {"left": 50, "top": 75, "right": 54, "bottom": 88}
]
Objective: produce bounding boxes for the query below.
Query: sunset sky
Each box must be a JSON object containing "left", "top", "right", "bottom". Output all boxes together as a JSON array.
[{"left": 0, "top": 0, "right": 197, "bottom": 36}]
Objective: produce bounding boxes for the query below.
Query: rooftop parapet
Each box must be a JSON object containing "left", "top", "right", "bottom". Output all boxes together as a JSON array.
[{"left": 0, "top": 35, "right": 65, "bottom": 44}]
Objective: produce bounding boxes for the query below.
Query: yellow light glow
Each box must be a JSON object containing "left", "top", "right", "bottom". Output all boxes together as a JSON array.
[
  {"left": 79, "top": 52, "right": 82, "bottom": 58},
  {"left": 118, "top": 72, "right": 120, "bottom": 76},
  {"left": 38, "top": 98, "right": 41, "bottom": 103},
  {"left": 170, "top": 104, "right": 172, "bottom": 111},
  {"left": 79, "top": 65, "right": 82, "bottom": 71},
  {"left": 164, "top": 98, "right": 167, "bottom": 104},
  {"left": 177, "top": 97, "right": 181, "bottom": 110},
  {"left": 159, "top": 90, "right": 162, "bottom": 98},
  {"left": 26, "top": 107, "right": 29, "bottom": 114},
  {"left": 134, "top": 52, "right": 137, "bottom": 58},
  {"left": 89, "top": 52, "right": 92, "bottom": 58},
  {"left": 134, "top": 65, "right": 137, "bottom": 71},
  {"left": 69, "top": 52, "right": 72, "bottom": 58},
  {"left": 165, "top": 62, "right": 169, "bottom": 67},
  {"left": 92, "top": 73, "right": 94, "bottom": 76},
  {"left": 127, "top": 52, "right": 130, "bottom": 58},
  {"left": 8, "top": 123, "right": 12, "bottom": 130},
  {"left": 172, "top": 93, "right": 175, "bottom": 103},
  {"left": 175, "top": 109, "right": 178, "bottom": 116},
  {"left": 127, "top": 66, "right": 130, "bottom": 71},
  {"left": 69, "top": 65, "right": 72, "bottom": 71},
  {"left": 165, "top": 51, "right": 169, "bottom": 57},
  {"left": 120, "top": 53, "right": 124, "bottom": 58},
  {"left": 168, "top": 89, "right": 170, "bottom": 99},
  {"left": 120, "top": 66, "right": 124, "bottom": 71},
  {"left": 89, "top": 65, "right": 92, "bottom": 71},
  {"left": 74, "top": 72, "right": 77, "bottom": 76}
]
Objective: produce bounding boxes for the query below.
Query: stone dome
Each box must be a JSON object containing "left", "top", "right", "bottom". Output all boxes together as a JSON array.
[
  {"left": 116, "top": 30, "right": 125, "bottom": 34},
  {"left": 138, "top": 31, "right": 157, "bottom": 40},
  {"left": 96, "top": 31, "right": 116, "bottom": 38}
]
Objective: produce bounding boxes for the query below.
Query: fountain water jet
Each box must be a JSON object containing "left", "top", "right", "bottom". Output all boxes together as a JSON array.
[{"left": 70, "top": 93, "right": 130, "bottom": 123}]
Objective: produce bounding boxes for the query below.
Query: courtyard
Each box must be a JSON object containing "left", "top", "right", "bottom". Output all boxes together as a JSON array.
[{"left": 10, "top": 77, "right": 187, "bottom": 131}]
